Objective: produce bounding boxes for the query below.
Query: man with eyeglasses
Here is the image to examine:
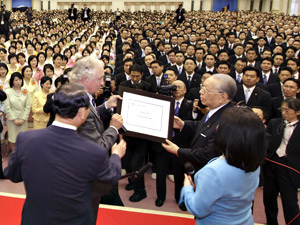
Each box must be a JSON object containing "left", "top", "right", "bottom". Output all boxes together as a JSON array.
[
  {"left": 234, "top": 66, "right": 272, "bottom": 118},
  {"left": 271, "top": 78, "right": 300, "bottom": 118},
  {"left": 162, "top": 74, "right": 236, "bottom": 173}
]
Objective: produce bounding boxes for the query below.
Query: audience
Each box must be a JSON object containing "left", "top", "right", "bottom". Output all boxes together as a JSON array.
[{"left": 0, "top": 7, "right": 300, "bottom": 223}]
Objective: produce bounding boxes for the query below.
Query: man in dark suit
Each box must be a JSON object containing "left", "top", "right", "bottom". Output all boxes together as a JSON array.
[
  {"left": 115, "top": 58, "right": 134, "bottom": 90},
  {"left": 162, "top": 74, "right": 237, "bottom": 172},
  {"left": 271, "top": 78, "right": 300, "bottom": 119},
  {"left": 234, "top": 66, "right": 272, "bottom": 118},
  {"left": 246, "top": 48, "right": 260, "bottom": 68},
  {"left": 263, "top": 98, "right": 300, "bottom": 225},
  {"left": 146, "top": 60, "right": 167, "bottom": 92},
  {"left": 81, "top": 4, "right": 91, "bottom": 23},
  {"left": 4, "top": 83, "right": 126, "bottom": 225},
  {"left": 198, "top": 53, "right": 217, "bottom": 75},
  {"left": 172, "top": 51, "right": 185, "bottom": 75},
  {"left": 0, "top": 5, "right": 10, "bottom": 41},
  {"left": 228, "top": 44, "right": 246, "bottom": 65},
  {"left": 259, "top": 57, "right": 280, "bottom": 85},
  {"left": 119, "top": 64, "right": 151, "bottom": 202},
  {"left": 229, "top": 58, "right": 247, "bottom": 84},
  {"left": 269, "top": 67, "right": 293, "bottom": 97},
  {"left": 177, "top": 57, "right": 201, "bottom": 97},
  {"left": 69, "top": 56, "right": 124, "bottom": 216},
  {"left": 265, "top": 28, "right": 275, "bottom": 48},
  {"left": 175, "top": 4, "right": 185, "bottom": 24},
  {"left": 68, "top": 3, "right": 77, "bottom": 22},
  {"left": 155, "top": 80, "right": 193, "bottom": 207}
]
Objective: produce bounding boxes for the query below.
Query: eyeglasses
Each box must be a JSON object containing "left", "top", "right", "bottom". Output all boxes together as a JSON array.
[
  {"left": 278, "top": 107, "right": 293, "bottom": 113},
  {"left": 200, "top": 84, "right": 223, "bottom": 93}
]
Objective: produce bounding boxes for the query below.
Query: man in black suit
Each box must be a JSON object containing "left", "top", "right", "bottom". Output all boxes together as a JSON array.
[
  {"left": 234, "top": 66, "right": 272, "bottom": 118},
  {"left": 162, "top": 74, "right": 237, "bottom": 172},
  {"left": 142, "top": 54, "right": 155, "bottom": 79},
  {"left": 228, "top": 44, "right": 246, "bottom": 65},
  {"left": 175, "top": 4, "right": 185, "bottom": 24},
  {"left": 271, "top": 78, "right": 300, "bottom": 118},
  {"left": 146, "top": 60, "right": 166, "bottom": 92},
  {"left": 115, "top": 58, "right": 134, "bottom": 90},
  {"left": 134, "top": 38, "right": 149, "bottom": 59},
  {"left": 178, "top": 58, "right": 201, "bottom": 97},
  {"left": 272, "top": 53, "right": 285, "bottom": 75},
  {"left": 194, "top": 48, "right": 205, "bottom": 73},
  {"left": 229, "top": 58, "right": 247, "bottom": 84},
  {"left": 246, "top": 48, "right": 260, "bottom": 68},
  {"left": 172, "top": 51, "right": 185, "bottom": 75},
  {"left": 263, "top": 98, "right": 300, "bottom": 225},
  {"left": 260, "top": 57, "right": 280, "bottom": 85},
  {"left": 153, "top": 80, "right": 193, "bottom": 208},
  {"left": 198, "top": 53, "right": 217, "bottom": 75},
  {"left": 0, "top": 5, "right": 10, "bottom": 41},
  {"left": 265, "top": 28, "right": 275, "bottom": 48},
  {"left": 4, "top": 83, "right": 126, "bottom": 225},
  {"left": 269, "top": 67, "right": 293, "bottom": 97},
  {"left": 215, "top": 60, "right": 231, "bottom": 75},
  {"left": 119, "top": 64, "right": 151, "bottom": 202},
  {"left": 81, "top": 4, "right": 91, "bottom": 23},
  {"left": 68, "top": 4, "right": 77, "bottom": 22}
]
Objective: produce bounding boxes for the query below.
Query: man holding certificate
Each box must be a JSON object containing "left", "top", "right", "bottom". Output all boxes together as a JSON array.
[{"left": 162, "top": 74, "right": 237, "bottom": 171}]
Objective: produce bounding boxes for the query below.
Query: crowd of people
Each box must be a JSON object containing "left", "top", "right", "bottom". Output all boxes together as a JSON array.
[{"left": 0, "top": 4, "right": 299, "bottom": 225}]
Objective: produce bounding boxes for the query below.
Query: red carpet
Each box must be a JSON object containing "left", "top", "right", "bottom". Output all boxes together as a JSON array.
[{"left": 0, "top": 194, "right": 195, "bottom": 225}]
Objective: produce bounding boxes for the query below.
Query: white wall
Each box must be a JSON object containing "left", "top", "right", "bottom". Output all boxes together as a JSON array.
[{"left": 3, "top": 0, "right": 296, "bottom": 14}]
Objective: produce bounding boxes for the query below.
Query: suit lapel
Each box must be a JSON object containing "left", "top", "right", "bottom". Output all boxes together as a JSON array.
[{"left": 90, "top": 104, "right": 101, "bottom": 122}]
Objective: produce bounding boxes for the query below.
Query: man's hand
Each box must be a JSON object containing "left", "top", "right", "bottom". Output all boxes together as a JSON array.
[
  {"left": 110, "top": 114, "right": 123, "bottom": 130},
  {"left": 162, "top": 139, "right": 179, "bottom": 156},
  {"left": 173, "top": 116, "right": 184, "bottom": 130},
  {"left": 106, "top": 95, "right": 122, "bottom": 109},
  {"left": 193, "top": 99, "right": 201, "bottom": 112},
  {"left": 184, "top": 174, "right": 195, "bottom": 189},
  {"left": 112, "top": 139, "right": 127, "bottom": 158}
]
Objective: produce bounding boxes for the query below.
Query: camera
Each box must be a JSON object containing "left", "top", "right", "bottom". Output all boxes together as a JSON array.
[
  {"left": 157, "top": 74, "right": 177, "bottom": 96},
  {"left": 102, "top": 74, "right": 112, "bottom": 98}
]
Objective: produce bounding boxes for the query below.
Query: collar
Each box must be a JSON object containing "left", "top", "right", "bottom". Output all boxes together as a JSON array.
[
  {"left": 208, "top": 103, "right": 227, "bottom": 118},
  {"left": 175, "top": 97, "right": 184, "bottom": 107},
  {"left": 52, "top": 121, "right": 77, "bottom": 130},
  {"left": 243, "top": 84, "right": 255, "bottom": 93}
]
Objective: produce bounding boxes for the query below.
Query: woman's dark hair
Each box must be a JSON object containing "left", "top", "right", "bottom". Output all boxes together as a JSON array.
[
  {"left": 43, "top": 63, "right": 54, "bottom": 74},
  {"left": 0, "top": 63, "right": 8, "bottom": 73},
  {"left": 21, "top": 65, "right": 32, "bottom": 77},
  {"left": 37, "top": 52, "right": 46, "bottom": 61},
  {"left": 9, "top": 72, "right": 24, "bottom": 88},
  {"left": 53, "top": 83, "right": 89, "bottom": 119},
  {"left": 55, "top": 74, "right": 69, "bottom": 88},
  {"left": 40, "top": 76, "right": 52, "bottom": 88},
  {"left": 215, "top": 107, "right": 266, "bottom": 172},
  {"left": 282, "top": 98, "right": 300, "bottom": 119},
  {"left": 53, "top": 53, "right": 62, "bottom": 61}
]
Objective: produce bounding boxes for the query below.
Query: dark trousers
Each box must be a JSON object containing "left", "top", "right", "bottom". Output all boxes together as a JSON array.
[
  {"left": 122, "top": 138, "right": 148, "bottom": 194},
  {"left": 154, "top": 142, "right": 184, "bottom": 202},
  {"left": 263, "top": 156, "right": 300, "bottom": 225}
]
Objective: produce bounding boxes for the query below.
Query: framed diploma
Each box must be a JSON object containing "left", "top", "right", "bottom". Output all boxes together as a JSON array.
[{"left": 116, "top": 86, "right": 175, "bottom": 143}]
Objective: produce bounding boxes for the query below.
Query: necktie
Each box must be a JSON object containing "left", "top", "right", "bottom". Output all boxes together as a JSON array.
[
  {"left": 92, "top": 99, "right": 96, "bottom": 108},
  {"left": 263, "top": 74, "right": 267, "bottom": 85},
  {"left": 174, "top": 101, "right": 180, "bottom": 116},
  {"left": 204, "top": 113, "right": 210, "bottom": 123},
  {"left": 245, "top": 89, "right": 251, "bottom": 103},
  {"left": 259, "top": 48, "right": 263, "bottom": 54},
  {"left": 274, "top": 68, "right": 278, "bottom": 74},
  {"left": 178, "top": 67, "right": 182, "bottom": 74},
  {"left": 157, "top": 77, "right": 161, "bottom": 86},
  {"left": 276, "top": 122, "right": 297, "bottom": 157},
  {"left": 237, "top": 74, "right": 241, "bottom": 83},
  {"left": 249, "top": 63, "right": 254, "bottom": 67},
  {"left": 187, "top": 76, "right": 191, "bottom": 87}
]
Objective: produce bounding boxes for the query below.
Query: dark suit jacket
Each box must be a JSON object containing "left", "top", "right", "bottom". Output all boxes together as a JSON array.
[
  {"left": 234, "top": 85, "right": 272, "bottom": 117},
  {"left": 115, "top": 72, "right": 128, "bottom": 90},
  {"left": 259, "top": 72, "right": 280, "bottom": 85},
  {"left": 198, "top": 66, "right": 217, "bottom": 75},
  {"left": 268, "top": 82, "right": 283, "bottom": 97},
  {"left": 266, "top": 118, "right": 300, "bottom": 187},
  {"left": 68, "top": 7, "right": 77, "bottom": 20},
  {"left": 271, "top": 96, "right": 283, "bottom": 119},
  {"left": 4, "top": 125, "right": 121, "bottom": 225},
  {"left": 228, "top": 55, "right": 246, "bottom": 65},
  {"left": 145, "top": 74, "right": 167, "bottom": 93},
  {"left": 119, "top": 80, "right": 152, "bottom": 92},
  {"left": 177, "top": 72, "right": 202, "bottom": 96},
  {"left": 81, "top": 8, "right": 91, "bottom": 21},
  {"left": 177, "top": 102, "right": 233, "bottom": 171}
]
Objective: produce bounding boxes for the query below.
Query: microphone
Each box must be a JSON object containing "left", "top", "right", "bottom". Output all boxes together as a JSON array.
[
  {"left": 131, "top": 162, "right": 153, "bottom": 182},
  {"left": 184, "top": 162, "right": 195, "bottom": 178},
  {"left": 108, "top": 109, "right": 127, "bottom": 134}
]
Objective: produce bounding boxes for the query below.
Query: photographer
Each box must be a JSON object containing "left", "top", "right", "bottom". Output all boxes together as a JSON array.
[{"left": 0, "top": 4, "right": 10, "bottom": 41}]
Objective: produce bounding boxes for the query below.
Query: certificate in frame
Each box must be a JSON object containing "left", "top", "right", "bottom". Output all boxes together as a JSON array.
[{"left": 116, "top": 86, "right": 175, "bottom": 143}]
